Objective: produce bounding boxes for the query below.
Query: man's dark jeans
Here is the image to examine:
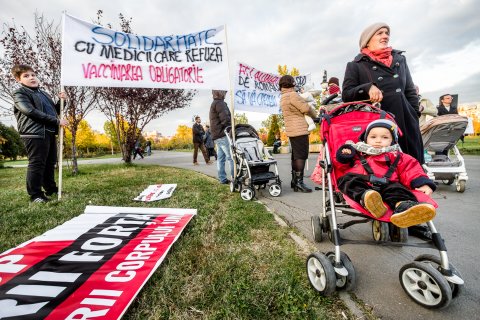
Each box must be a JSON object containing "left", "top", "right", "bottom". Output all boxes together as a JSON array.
[{"left": 22, "top": 133, "right": 57, "bottom": 200}]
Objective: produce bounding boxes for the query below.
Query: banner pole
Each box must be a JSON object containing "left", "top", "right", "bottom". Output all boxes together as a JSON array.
[
  {"left": 58, "top": 11, "right": 66, "bottom": 201},
  {"left": 224, "top": 24, "right": 237, "bottom": 179},
  {"left": 58, "top": 87, "right": 65, "bottom": 200},
  {"left": 224, "top": 24, "right": 235, "bottom": 142}
]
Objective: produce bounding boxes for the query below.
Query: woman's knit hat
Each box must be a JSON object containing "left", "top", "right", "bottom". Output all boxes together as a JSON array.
[
  {"left": 359, "top": 119, "right": 398, "bottom": 143},
  {"left": 359, "top": 22, "right": 390, "bottom": 49}
]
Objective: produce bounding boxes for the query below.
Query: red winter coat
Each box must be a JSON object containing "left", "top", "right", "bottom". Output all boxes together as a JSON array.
[{"left": 335, "top": 147, "right": 435, "bottom": 191}]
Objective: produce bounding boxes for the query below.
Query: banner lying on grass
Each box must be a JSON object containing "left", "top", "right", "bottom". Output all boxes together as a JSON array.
[
  {"left": 0, "top": 205, "right": 196, "bottom": 320},
  {"left": 234, "top": 62, "right": 311, "bottom": 114},
  {"left": 61, "top": 13, "right": 229, "bottom": 89},
  {"left": 134, "top": 184, "right": 177, "bottom": 202}
]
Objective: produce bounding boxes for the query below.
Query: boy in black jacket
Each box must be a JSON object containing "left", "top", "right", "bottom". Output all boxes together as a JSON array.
[{"left": 12, "top": 64, "right": 68, "bottom": 202}]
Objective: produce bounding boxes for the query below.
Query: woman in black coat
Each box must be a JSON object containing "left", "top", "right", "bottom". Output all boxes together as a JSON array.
[{"left": 342, "top": 22, "right": 424, "bottom": 164}]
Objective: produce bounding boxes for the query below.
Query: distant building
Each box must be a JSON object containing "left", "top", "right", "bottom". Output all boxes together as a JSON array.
[
  {"left": 459, "top": 103, "right": 479, "bottom": 119},
  {"left": 144, "top": 130, "right": 163, "bottom": 142}
]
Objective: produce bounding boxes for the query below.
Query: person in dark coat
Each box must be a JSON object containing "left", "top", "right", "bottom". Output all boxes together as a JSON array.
[
  {"left": 436, "top": 94, "right": 458, "bottom": 116},
  {"left": 204, "top": 124, "right": 217, "bottom": 160},
  {"left": 132, "top": 139, "right": 144, "bottom": 159},
  {"left": 342, "top": 22, "right": 424, "bottom": 164},
  {"left": 209, "top": 90, "right": 233, "bottom": 183},
  {"left": 11, "top": 64, "right": 68, "bottom": 203},
  {"left": 436, "top": 93, "right": 463, "bottom": 148},
  {"left": 192, "top": 115, "right": 211, "bottom": 165}
]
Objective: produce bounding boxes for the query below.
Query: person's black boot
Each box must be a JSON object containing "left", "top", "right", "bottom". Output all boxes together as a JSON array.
[
  {"left": 291, "top": 170, "right": 296, "bottom": 189},
  {"left": 293, "top": 171, "right": 312, "bottom": 193}
]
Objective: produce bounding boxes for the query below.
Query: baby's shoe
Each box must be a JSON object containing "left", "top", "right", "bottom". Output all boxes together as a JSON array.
[
  {"left": 361, "top": 190, "right": 387, "bottom": 218},
  {"left": 390, "top": 201, "right": 436, "bottom": 228}
]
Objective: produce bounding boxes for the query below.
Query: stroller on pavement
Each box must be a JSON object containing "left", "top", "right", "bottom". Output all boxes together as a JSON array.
[
  {"left": 306, "top": 102, "right": 464, "bottom": 309},
  {"left": 421, "top": 114, "right": 469, "bottom": 193},
  {"left": 225, "top": 124, "right": 282, "bottom": 201}
]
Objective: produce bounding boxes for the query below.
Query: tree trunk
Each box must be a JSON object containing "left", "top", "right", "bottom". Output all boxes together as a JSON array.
[{"left": 71, "top": 128, "right": 79, "bottom": 175}]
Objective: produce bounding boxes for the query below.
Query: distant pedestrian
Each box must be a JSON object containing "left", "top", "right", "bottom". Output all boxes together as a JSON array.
[
  {"left": 209, "top": 90, "right": 234, "bottom": 184},
  {"left": 192, "top": 116, "right": 211, "bottom": 165},
  {"left": 204, "top": 124, "right": 217, "bottom": 160},
  {"left": 145, "top": 140, "right": 152, "bottom": 156},
  {"left": 133, "top": 139, "right": 144, "bottom": 159},
  {"left": 273, "top": 134, "right": 282, "bottom": 154}
]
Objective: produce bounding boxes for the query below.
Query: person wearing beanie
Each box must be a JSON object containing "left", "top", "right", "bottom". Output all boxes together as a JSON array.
[
  {"left": 342, "top": 22, "right": 425, "bottom": 165},
  {"left": 335, "top": 118, "right": 436, "bottom": 228},
  {"left": 279, "top": 75, "right": 318, "bottom": 193}
]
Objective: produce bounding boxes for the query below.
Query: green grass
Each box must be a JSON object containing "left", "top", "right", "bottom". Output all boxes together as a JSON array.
[
  {"left": 4, "top": 153, "right": 123, "bottom": 165},
  {"left": 0, "top": 164, "right": 351, "bottom": 319},
  {"left": 457, "top": 135, "right": 480, "bottom": 154}
]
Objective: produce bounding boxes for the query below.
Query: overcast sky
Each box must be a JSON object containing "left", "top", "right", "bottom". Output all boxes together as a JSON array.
[{"left": 1, "top": 0, "right": 479, "bottom": 136}]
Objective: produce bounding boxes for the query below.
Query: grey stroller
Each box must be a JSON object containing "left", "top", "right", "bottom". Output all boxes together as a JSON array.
[
  {"left": 421, "top": 114, "right": 468, "bottom": 193},
  {"left": 226, "top": 124, "right": 282, "bottom": 200}
]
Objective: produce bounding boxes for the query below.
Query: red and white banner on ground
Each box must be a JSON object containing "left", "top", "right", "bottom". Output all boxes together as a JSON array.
[
  {"left": 0, "top": 205, "right": 196, "bottom": 320},
  {"left": 133, "top": 184, "right": 177, "bottom": 202}
]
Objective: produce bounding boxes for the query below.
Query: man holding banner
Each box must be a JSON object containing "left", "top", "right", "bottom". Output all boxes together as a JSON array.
[{"left": 209, "top": 90, "right": 234, "bottom": 184}]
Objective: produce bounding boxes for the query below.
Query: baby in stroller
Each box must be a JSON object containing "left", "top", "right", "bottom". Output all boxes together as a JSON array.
[{"left": 336, "top": 119, "right": 436, "bottom": 228}]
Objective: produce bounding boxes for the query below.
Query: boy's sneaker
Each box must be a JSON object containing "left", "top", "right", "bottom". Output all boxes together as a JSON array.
[
  {"left": 361, "top": 190, "right": 387, "bottom": 218},
  {"left": 31, "top": 196, "right": 49, "bottom": 203},
  {"left": 390, "top": 201, "right": 436, "bottom": 228}
]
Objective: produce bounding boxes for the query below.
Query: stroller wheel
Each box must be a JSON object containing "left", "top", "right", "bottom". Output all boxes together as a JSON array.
[
  {"left": 268, "top": 183, "right": 282, "bottom": 197},
  {"left": 240, "top": 187, "right": 255, "bottom": 201},
  {"left": 399, "top": 261, "right": 452, "bottom": 309},
  {"left": 414, "top": 254, "right": 464, "bottom": 298},
  {"left": 306, "top": 252, "right": 337, "bottom": 296},
  {"left": 389, "top": 224, "right": 409, "bottom": 243},
  {"left": 311, "top": 215, "right": 323, "bottom": 242},
  {"left": 325, "top": 251, "right": 356, "bottom": 291},
  {"left": 229, "top": 180, "right": 236, "bottom": 192},
  {"left": 442, "top": 179, "right": 454, "bottom": 185},
  {"left": 372, "top": 220, "right": 389, "bottom": 241},
  {"left": 456, "top": 180, "right": 466, "bottom": 193}
]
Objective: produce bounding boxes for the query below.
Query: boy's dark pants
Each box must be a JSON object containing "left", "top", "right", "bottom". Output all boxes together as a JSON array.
[
  {"left": 337, "top": 173, "right": 417, "bottom": 209},
  {"left": 22, "top": 132, "right": 58, "bottom": 199}
]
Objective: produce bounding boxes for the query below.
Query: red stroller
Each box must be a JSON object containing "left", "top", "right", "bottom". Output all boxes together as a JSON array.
[{"left": 306, "top": 102, "right": 464, "bottom": 309}]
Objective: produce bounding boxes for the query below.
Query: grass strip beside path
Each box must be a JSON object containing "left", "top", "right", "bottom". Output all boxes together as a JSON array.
[{"left": 0, "top": 164, "right": 351, "bottom": 319}]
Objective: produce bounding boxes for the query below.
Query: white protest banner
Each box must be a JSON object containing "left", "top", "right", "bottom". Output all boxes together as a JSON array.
[
  {"left": 0, "top": 206, "right": 196, "bottom": 320},
  {"left": 134, "top": 184, "right": 177, "bottom": 202},
  {"left": 233, "top": 62, "right": 311, "bottom": 114},
  {"left": 61, "top": 13, "right": 229, "bottom": 89}
]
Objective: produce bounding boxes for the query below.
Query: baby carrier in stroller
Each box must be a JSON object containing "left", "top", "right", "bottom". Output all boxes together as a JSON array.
[
  {"left": 305, "top": 102, "right": 464, "bottom": 309},
  {"left": 421, "top": 114, "right": 468, "bottom": 193},
  {"left": 225, "top": 124, "right": 282, "bottom": 201}
]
